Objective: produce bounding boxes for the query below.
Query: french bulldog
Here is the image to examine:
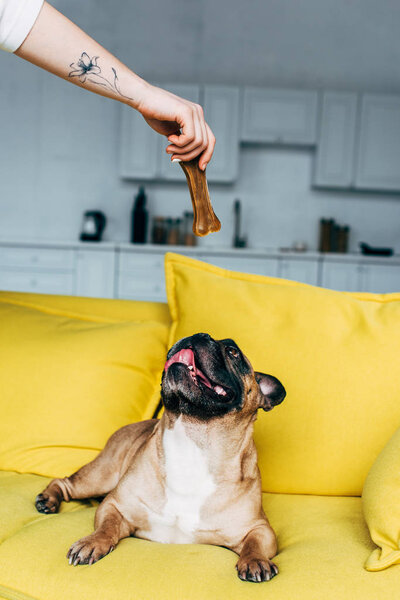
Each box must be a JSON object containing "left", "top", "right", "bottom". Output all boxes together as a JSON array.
[{"left": 35, "top": 333, "right": 285, "bottom": 582}]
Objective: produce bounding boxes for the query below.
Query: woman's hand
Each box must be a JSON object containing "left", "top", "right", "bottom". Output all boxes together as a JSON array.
[{"left": 135, "top": 82, "right": 216, "bottom": 171}]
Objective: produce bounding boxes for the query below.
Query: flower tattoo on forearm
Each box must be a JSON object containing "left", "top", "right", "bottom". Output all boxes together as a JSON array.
[{"left": 69, "top": 52, "right": 132, "bottom": 99}]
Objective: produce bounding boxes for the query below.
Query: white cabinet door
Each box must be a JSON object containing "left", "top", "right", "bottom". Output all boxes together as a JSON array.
[
  {"left": 201, "top": 255, "right": 279, "bottom": 277},
  {"left": 355, "top": 94, "right": 400, "bottom": 191},
  {"left": 203, "top": 86, "right": 240, "bottom": 182},
  {"left": 241, "top": 88, "right": 318, "bottom": 145},
  {"left": 119, "top": 103, "right": 159, "bottom": 179},
  {"left": 313, "top": 92, "right": 358, "bottom": 188},
  {"left": 75, "top": 249, "right": 115, "bottom": 298},
  {"left": 278, "top": 258, "right": 319, "bottom": 286},
  {"left": 117, "top": 251, "right": 166, "bottom": 301},
  {"left": 158, "top": 84, "right": 200, "bottom": 181},
  {"left": 321, "top": 260, "right": 362, "bottom": 292},
  {"left": 359, "top": 264, "right": 400, "bottom": 293}
]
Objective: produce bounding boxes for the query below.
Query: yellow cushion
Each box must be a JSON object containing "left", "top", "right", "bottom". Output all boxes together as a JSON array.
[
  {"left": 165, "top": 252, "right": 400, "bottom": 496},
  {"left": 0, "top": 480, "right": 395, "bottom": 600},
  {"left": 0, "top": 471, "right": 93, "bottom": 545},
  {"left": 362, "top": 426, "right": 400, "bottom": 571},
  {"left": 0, "top": 290, "right": 171, "bottom": 326},
  {"left": 0, "top": 297, "right": 169, "bottom": 477}
]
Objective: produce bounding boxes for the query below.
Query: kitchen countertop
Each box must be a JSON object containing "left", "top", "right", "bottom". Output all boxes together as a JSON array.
[{"left": 1, "top": 239, "right": 400, "bottom": 264}]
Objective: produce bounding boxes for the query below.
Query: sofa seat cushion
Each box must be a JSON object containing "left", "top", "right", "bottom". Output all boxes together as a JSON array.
[
  {"left": 0, "top": 471, "right": 95, "bottom": 545},
  {"left": 0, "top": 473, "right": 398, "bottom": 600}
]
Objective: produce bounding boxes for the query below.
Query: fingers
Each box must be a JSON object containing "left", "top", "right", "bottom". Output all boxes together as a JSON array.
[
  {"left": 167, "top": 104, "right": 196, "bottom": 147},
  {"left": 199, "top": 123, "right": 216, "bottom": 170},
  {"left": 166, "top": 103, "right": 215, "bottom": 170}
]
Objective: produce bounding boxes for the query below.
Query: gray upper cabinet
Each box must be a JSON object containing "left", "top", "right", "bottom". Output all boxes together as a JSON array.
[
  {"left": 313, "top": 92, "right": 358, "bottom": 188},
  {"left": 119, "top": 103, "right": 159, "bottom": 179},
  {"left": 354, "top": 94, "right": 400, "bottom": 191},
  {"left": 203, "top": 86, "right": 240, "bottom": 182},
  {"left": 241, "top": 87, "right": 319, "bottom": 145},
  {"left": 158, "top": 84, "right": 200, "bottom": 181}
]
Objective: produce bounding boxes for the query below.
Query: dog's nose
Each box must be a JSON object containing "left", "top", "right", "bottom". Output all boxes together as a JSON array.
[{"left": 191, "top": 332, "right": 212, "bottom": 343}]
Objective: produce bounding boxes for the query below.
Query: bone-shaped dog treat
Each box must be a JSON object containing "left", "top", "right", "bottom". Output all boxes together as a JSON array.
[{"left": 179, "top": 159, "right": 221, "bottom": 237}]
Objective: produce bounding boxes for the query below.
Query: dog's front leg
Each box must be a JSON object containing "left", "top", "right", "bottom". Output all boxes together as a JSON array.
[
  {"left": 234, "top": 524, "right": 278, "bottom": 583},
  {"left": 67, "top": 498, "right": 131, "bottom": 566}
]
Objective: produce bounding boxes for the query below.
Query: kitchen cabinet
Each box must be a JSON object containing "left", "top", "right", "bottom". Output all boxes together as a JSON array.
[
  {"left": 278, "top": 257, "right": 319, "bottom": 286},
  {"left": 1, "top": 242, "right": 400, "bottom": 301},
  {"left": 321, "top": 258, "right": 400, "bottom": 293},
  {"left": 116, "top": 246, "right": 205, "bottom": 302},
  {"left": 0, "top": 270, "right": 75, "bottom": 295},
  {"left": 313, "top": 92, "right": 358, "bottom": 188},
  {"left": 201, "top": 254, "right": 279, "bottom": 277},
  {"left": 355, "top": 94, "right": 400, "bottom": 191},
  {"left": 119, "top": 84, "right": 240, "bottom": 183},
  {"left": 119, "top": 103, "right": 159, "bottom": 180},
  {"left": 0, "top": 245, "right": 76, "bottom": 295},
  {"left": 76, "top": 248, "right": 115, "bottom": 298},
  {"left": 202, "top": 86, "right": 240, "bottom": 182},
  {"left": 0, "top": 243, "right": 115, "bottom": 298},
  {"left": 0, "top": 246, "right": 74, "bottom": 270},
  {"left": 320, "top": 260, "right": 362, "bottom": 292},
  {"left": 359, "top": 263, "right": 400, "bottom": 293},
  {"left": 117, "top": 249, "right": 166, "bottom": 302},
  {"left": 241, "top": 88, "right": 319, "bottom": 145}
]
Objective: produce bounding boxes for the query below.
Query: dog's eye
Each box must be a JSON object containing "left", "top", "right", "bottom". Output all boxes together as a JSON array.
[{"left": 227, "top": 346, "right": 239, "bottom": 358}]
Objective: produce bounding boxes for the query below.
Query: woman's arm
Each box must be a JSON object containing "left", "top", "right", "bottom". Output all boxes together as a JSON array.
[{"left": 15, "top": 2, "right": 215, "bottom": 169}]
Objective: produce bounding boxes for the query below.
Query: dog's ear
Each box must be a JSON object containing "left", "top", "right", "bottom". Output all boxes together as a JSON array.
[{"left": 255, "top": 372, "right": 286, "bottom": 411}]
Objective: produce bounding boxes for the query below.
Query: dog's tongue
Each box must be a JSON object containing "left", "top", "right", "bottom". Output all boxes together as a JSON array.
[{"left": 164, "top": 348, "right": 213, "bottom": 389}]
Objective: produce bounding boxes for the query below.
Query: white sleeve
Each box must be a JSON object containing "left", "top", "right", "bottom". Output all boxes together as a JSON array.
[{"left": 0, "top": 0, "right": 44, "bottom": 53}]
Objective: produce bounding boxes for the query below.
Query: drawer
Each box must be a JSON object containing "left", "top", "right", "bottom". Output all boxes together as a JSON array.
[
  {"left": 119, "top": 251, "right": 164, "bottom": 272},
  {"left": 117, "top": 273, "right": 166, "bottom": 301},
  {"left": 201, "top": 255, "right": 279, "bottom": 277},
  {"left": 278, "top": 258, "right": 319, "bottom": 286},
  {"left": 0, "top": 270, "right": 75, "bottom": 295},
  {"left": 0, "top": 246, "right": 75, "bottom": 269}
]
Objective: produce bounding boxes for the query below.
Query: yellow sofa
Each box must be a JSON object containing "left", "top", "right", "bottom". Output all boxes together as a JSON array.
[{"left": 0, "top": 253, "right": 399, "bottom": 600}]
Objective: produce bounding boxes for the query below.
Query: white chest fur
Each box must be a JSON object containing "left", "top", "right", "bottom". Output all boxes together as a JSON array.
[{"left": 143, "top": 417, "right": 216, "bottom": 544}]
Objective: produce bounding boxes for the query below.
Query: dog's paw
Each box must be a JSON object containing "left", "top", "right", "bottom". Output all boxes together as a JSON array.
[
  {"left": 236, "top": 558, "right": 278, "bottom": 583},
  {"left": 35, "top": 493, "right": 60, "bottom": 514},
  {"left": 67, "top": 533, "right": 115, "bottom": 566}
]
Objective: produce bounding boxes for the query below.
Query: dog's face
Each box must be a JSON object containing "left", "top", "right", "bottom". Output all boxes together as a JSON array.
[{"left": 162, "top": 333, "right": 285, "bottom": 420}]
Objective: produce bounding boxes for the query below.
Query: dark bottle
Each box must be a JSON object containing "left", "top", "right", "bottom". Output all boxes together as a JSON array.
[{"left": 130, "top": 187, "right": 148, "bottom": 243}]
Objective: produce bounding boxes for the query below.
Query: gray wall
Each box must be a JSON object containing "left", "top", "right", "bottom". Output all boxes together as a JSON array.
[{"left": 1, "top": 0, "right": 400, "bottom": 252}]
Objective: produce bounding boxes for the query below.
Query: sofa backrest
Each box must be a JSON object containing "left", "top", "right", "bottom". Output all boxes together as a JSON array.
[
  {"left": 0, "top": 291, "right": 171, "bottom": 326},
  {"left": 165, "top": 252, "right": 400, "bottom": 497}
]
